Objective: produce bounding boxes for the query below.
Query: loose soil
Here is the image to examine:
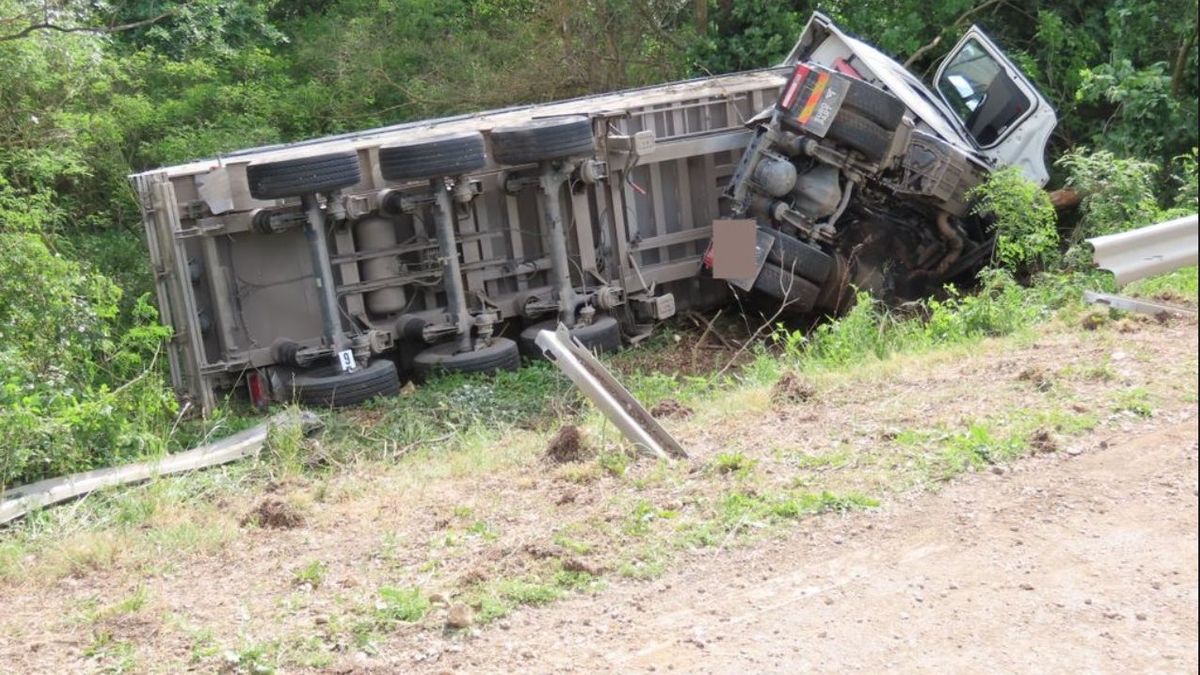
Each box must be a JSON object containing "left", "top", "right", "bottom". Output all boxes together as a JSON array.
[
  {"left": 0, "top": 314, "right": 1196, "bottom": 674},
  {"left": 243, "top": 497, "right": 307, "bottom": 530},
  {"left": 545, "top": 425, "right": 592, "bottom": 464},
  {"left": 648, "top": 399, "right": 693, "bottom": 420},
  {"left": 420, "top": 421, "right": 1198, "bottom": 673}
]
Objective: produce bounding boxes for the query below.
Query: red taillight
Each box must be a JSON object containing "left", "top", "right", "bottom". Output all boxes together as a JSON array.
[
  {"left": 833, "top": 58, "right": 862, "bottom": 79},
  {"left": 248, "top": 370, "right": 269, "bottom": 408},
  {"left": 779, "top": 63, "right": 812, "bottom": 110}
]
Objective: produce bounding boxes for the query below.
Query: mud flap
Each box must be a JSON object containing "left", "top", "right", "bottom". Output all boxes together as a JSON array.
[
  {"left": 729, "top": 229, "right": 776, "bottom": 292},
  {"left": 702, "top": 227, "right": 774, "bottom": 292}
]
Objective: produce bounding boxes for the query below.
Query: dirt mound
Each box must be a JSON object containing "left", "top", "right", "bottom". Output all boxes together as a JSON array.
[
  {"left": 561, "top": 557, "right": 606, "bottom": 576},
  {"left": 545, "top": 425, "right": 593, "bottom": 463},
  {"left": 772, "top": 372, "right": 815, "bottom": 404},
  {"left": 1017, "top": 366, "right": 1053, "bottom": 392},
  {"left": 1080, "top": 310, "right": 1109, "bottom": 330},
  {"left": 1151, "top": 289, "right": 1194, "bottom": 307},
  {"left": 242, "top": 498, "right": 306, "bottom": 529},
  {"left": 650, "top": 399, "right": 693, "bottom": 419},
  {"left": 1029, "top": 428, "right": 1058, "bottom": 453}
]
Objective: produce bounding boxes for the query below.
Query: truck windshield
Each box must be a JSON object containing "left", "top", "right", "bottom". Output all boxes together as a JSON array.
[{"left": 936, "top": 39, "right": 1031, "bottom": 147}]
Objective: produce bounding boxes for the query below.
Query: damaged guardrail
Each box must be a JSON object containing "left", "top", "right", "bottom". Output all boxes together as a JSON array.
[
  {"left": 535, "top": 324, "right": 687, "bottom": 462},
  {"left": 1088, "top": 214, "right": 1198, "bottom": 286},
  {"left": 0, "top": 410, "right": 322, "bottom": 526}
]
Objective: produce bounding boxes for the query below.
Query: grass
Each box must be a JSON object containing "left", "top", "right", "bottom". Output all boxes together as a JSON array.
[
  {"left": 717, "top": 490, "right": 878, "bottom": 530},
  {"left": 552, "top": 533, "right": 593, "bottom": 555},
  {"left": 85, "top": 631, "right": 138, "bottom": 674},
  {"left": 1124, "top": 265, "right": 1198, "bottom": 302},
  {"left": 936, "top": 423, "right": 1028, "bottom": 477},
  {"left": 467, "top": 577, "right": 564, "bottom": 623},
  {"left": 779, "top": 270, "right": 1047, "bottom": 372},
  {"left": 373, "top": 585, "right": 430, "bottom": 624},
  {"left": 711, "top": 451, "right": 758, "bottom": 476},
  {"left": 1113, "top": 387, "right": 1154, "bottom": 417},
  {"left": 1, "top": 267, "right": 1193, "bottom": 671},
  {"left": 293, "top": 560, "right": 327, "bottom": 588},
  {"left": 788, "top": 446, "right": 854, "bottom": 470},
  {"left": 623, "top": 500, "right": 679, "bottom": 537},
  {"left": 346, "top": 585, "right": 431, "bottom": 652},
  {"left": 222, "top": 640, "right": 280, "bottom": 674},
  {"left": 617, "top": 543, "right": 670, "bottom": 579}
]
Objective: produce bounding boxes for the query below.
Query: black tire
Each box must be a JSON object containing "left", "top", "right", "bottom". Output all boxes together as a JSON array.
[
  {"left": 826, "top": 110, "right": 893, "bottom": 163},
  {"left": 379, "top": 133, "right": 488, "bottom": 181},
  {"left": 519, "top": 315, "right": 621, "bottom": 359},
  {"left": 752, "top": 262, "right": 819, "bottom": 314},
  {"left": 246, "top": 152, "right": 362, "bottom": 200},
  {"left": 764, "top": 228, "right": 834, "bottom": 285},
  {"left": 814, "top": 254, "right": 854, "bottom": 314},
  {"left": 413, "top": 337, "right": 521, "bottom": 379},
  {"left": 840, "top": 77, "right": 906, "bottom": 130},
  {"left": 288, "top": 359, "right": 401, "bottom": 408},
  {"left": 491, "top": 116, "right": 595, "bottom": 165}
]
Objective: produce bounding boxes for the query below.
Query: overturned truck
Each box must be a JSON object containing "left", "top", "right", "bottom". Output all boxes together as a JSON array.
[{"left": 131, "top": 13, "right": 1055, "bottom": 413}]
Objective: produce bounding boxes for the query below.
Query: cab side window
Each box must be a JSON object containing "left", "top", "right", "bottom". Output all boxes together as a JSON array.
[{"left": 936, "top": 40, "right": 1032, "bottom": 147}]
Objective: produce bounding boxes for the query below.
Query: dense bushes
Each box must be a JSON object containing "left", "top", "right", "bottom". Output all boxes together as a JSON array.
[
  {"left": 969, "top": 167, "right": 1060, "bottom": 274},
  {"left": 0, "top": 234, "right": 175, "bottom": 489},
  {"left": 1057, "top": 146, "right": 1199, "bottom": 244}
]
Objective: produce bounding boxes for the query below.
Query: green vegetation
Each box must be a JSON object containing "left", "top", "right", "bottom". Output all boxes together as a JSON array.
[
  {"left": 711, "top": 451, "right": 758, "bottom": 476},
  {"left": 350, "top": 584, "right": 430, "bottom": 645},
  {"left": 0, "top": 4, "right": 1198, "bottom": 665},
  {"left": 1126, "top": 266, "right": 1199, "bottom": 302},
  {"left": 718, "top": 490, "right": 878, "bottom": 528},
  {"left": 224, "top": 640, "right": 280, "bottom": 675},
  {"left": 0, "top": 0, "right": 1196, "bottom": 486},
  {"left": 1113, "top": 387, "right": 1155, "bottom": 418},
  {"left": 292, "top": 560, "right": 327, "bottom": 588},
  {"left": 468, "top": 574, "right": 588, "bottom": 623},
  {"left": 970, "top": 167, "right": 1059, "bottom": 274},
  {"left": 779, "top": 269, "right": 1048, "bottom": 370},
  {"left": 1, "top": 263, "right": 1193, "bottom": 670}
]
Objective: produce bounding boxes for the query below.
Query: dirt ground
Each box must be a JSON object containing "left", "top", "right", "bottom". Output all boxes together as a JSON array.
[
  {"left": 0, "top": 312, "right": 1196, "bottom": 674},
  {"left": 420, "top": 419, "right": 1198, "bottom": 674}
]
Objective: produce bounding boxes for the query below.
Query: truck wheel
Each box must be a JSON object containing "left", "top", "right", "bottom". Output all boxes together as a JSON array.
[
  {"left": 764, "top": 228, "right": 834, "bottom": 285},
  {"left": 840, "top": 78, "right": 906, "bottom": 130},
  {"left": 815, "top": 254, "right": 854, "bottom": 314},
  {"left": 288, "top": 359, "right": 401, "bottom": 408},
  {"left": 752, "top": 262, "right": 819, "bottom": 314},
  {"left": 491, "top": 116, "right": 595, "bottom": 165},
  {"left": 826, "top": 110, "right": 892, "bottom": 163},
  {"left": 379, "top": 133, "right": 488, "bottom": 181},
  {"left": 413, "top": 338, "right": 521, "bottom": 379},
  {"left": 246, "top": 152, "right": 362, "bottom": 200},
  {"left": 518, "top": 315, "right": 621, "bottom": 359}
]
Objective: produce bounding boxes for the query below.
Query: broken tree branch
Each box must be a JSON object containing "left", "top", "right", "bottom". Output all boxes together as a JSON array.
[
  {"left": 903, "top": 0, "right": 1005, "bottom": 69},
  {"left": 0, "top": 10, "right": 174, "bottom": 43}
]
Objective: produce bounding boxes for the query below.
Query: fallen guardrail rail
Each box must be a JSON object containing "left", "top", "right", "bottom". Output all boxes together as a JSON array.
[
  {"left": 0, "top": 409, "right": 322, "bottom": 526},
  {"left": 535, "top": 323, "right": 686, "bottom": 462},
  {"left": 1088, "top": 214, "right": 1198, "bottom": 286},
  {"left": 1082, "top": 291, "right": 1196, "bottom": 318}
]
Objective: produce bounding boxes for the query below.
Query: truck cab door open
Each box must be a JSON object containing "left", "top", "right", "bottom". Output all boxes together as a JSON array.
[{"left": 934, "top": 27, "right": 1056, "bottom": 185}]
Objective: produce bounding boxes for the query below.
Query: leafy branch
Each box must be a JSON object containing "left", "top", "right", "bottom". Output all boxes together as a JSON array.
[{"left": 0, "top": 6, "right": 174, "bottom": 42}]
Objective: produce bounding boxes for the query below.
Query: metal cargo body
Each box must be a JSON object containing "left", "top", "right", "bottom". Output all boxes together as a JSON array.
[{"left": 131, "top": 67, "right": 790, "bottom": 412}]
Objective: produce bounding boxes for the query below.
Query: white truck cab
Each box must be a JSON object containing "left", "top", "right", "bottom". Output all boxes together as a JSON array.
[{"left": 784, "top": 12, "right": 1056, "bottom": 185}]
